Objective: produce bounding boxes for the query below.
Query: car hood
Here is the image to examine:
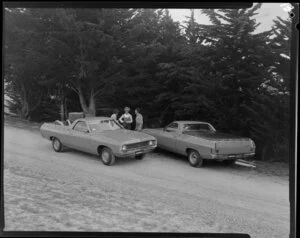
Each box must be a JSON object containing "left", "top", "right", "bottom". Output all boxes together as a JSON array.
[
  {"left": 143, "top": 128, "right": 164, "bottom": 131},
  {"left": 91, "top": 129, "right": 154, "bottom": 144},
  {"left": 183, "top": 131, "right": 250, "bottom": 141}
]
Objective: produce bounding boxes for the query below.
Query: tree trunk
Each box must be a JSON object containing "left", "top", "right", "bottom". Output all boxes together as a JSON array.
[
  {"left": 160, "top": 103, "right": 173, "bottom": 125},
  {"left": 60, "top": 99, "right": 65, "bottom": 121},
  {"left": 261, "top": 146, "right": 267, "bottom": 161},
  {"left": 20, "top": 82, "right": 29, "bottom": 119},
  {"left": 86, "top": 92, "right": 96, "bottom": 117},
  {"left": 77, "top": 86, "right": 96, "bottom": 117},
  {"left": 78, "top": 87, "right": 88, "bottom": 113},
  {"left": 76, "top": 33, "right": 96, "bottom": 117},
  {"left": 20, "top": 100, "right": 29, "bottom": 119},
  {"left": 64, "top": 98, "right": 68, "bottom": 121}
]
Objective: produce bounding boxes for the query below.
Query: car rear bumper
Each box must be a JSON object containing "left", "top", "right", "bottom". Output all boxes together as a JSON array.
[
  {"left": 210, "top": 152, "right": 255, "bottom": 160},
  {"left": 115, "top": 146, "right": 157, "bottom": 158}
]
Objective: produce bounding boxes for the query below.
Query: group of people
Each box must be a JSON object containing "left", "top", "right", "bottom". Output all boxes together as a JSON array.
[{"left": 111, "top": 107, "right": 143, "bottom": 131}]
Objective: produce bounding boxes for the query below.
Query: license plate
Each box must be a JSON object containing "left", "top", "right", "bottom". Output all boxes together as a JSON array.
[
  {"left": 229, "top": 155, "right": 236, "bottom": 159},
  {"left": 135, "top": 151, "right": 143, "bottom": 155}
]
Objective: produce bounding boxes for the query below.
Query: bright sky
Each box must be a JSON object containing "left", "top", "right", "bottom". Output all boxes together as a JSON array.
[{"left": 169, "top": 3, "right": 291, "bottom": 33}]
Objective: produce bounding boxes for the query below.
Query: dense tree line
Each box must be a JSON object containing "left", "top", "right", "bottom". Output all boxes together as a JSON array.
[{"left": 4, "top": 5, "right": 291, "bottom": 161}]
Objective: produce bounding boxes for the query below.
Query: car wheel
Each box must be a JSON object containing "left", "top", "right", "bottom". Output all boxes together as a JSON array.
[
  {"left": 188, "top": 150, "right": 204, "bottom": 167},
  {"left": 52, "top": 137, "right": 63, "bottom": 152},
  {"left": 223, "top": 159, "right": 236, "bottom": 165},
  {"left": 100, "top": 147, "right": 115, "bottom": 166},
  {"left": 135, "top": 154, "right": 145, "bottom": 160}
]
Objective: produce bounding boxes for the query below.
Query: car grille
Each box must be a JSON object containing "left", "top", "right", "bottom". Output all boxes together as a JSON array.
[{"left": 126, "top": 141, "right": 151, "bottom": 150}]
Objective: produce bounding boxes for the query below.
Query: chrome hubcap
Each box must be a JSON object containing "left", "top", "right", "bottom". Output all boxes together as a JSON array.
[
  {"left": 189, "top": 152, "right": 198, "bottom": 164},
  {"left": 54, "top": 140, "right": 60, "bottom": 150},
  {"left": 102, "top": 151, "right": 110, "bottom": 163}
]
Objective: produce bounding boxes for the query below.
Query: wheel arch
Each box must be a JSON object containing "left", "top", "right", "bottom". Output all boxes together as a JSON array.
[
  {"left": 186, "top": 147, "right": 199, "bottom": 155},
  {"left": 186, "top": 146, "right": 210, "bottom": 159},
  {"left": 97, "top": 145, "right": 108, "bottom": 154}
]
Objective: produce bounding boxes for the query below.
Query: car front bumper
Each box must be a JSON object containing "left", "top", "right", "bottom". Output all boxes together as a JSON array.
[
  {"left": 115, "top": 145, "right": 157, "bottom": 158},
  {"left": 210, "top": 152, "right": 255, "bottom": 160}
]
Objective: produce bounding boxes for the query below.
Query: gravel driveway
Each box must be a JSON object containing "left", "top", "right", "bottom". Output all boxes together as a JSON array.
[{"left": 3, "top": 121, "right": 290, "bottom": 237}]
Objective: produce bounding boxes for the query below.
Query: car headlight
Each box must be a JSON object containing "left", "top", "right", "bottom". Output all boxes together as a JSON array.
[
  {"left": 148, "top": 140, "right": 156, "bottom": 146},
  {"left": 121, "top": 145, "right": 127, "bottom": 151}
]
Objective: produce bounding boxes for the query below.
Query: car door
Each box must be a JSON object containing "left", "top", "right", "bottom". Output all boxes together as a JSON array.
[
  {"left": 67, "top": 121, "right": 92, "bottom": 153},
  {"left": 159, "top": 122, "right": 179, "bottom": 152}
]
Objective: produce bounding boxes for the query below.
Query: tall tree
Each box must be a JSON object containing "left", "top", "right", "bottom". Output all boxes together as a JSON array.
[
  {"left": 109, "top": 9, "right": 186, "bottom": 125},
  {"left": 198, "top": 4, "right": 274, "bottom": 132},
  {"left": 4, "top": 7, "right": 292, "bottom": 162},
  {"left": 45, "top": 9, "right": 134, "bottom": 116},
  {"left": 177, "top": 4, "right": 289, "bottom": 159},
  {"left": 268, "top": 16, "right": 291, "bottom": 92},
  {"left": 4, "top": 8, "right": 53, "bottom": 119},
  {"left": 183, "top": 9, "right": 207, "bottom": 45}
]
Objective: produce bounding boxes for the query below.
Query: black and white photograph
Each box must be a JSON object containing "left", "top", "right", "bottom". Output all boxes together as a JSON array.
[{"left": 2, "top": 2, "right": 297, "bottom": 237}]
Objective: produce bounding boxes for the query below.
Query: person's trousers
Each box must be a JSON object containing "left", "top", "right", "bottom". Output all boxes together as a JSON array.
[
  {"left": 123, "top": 122, "right": 131, "bottom": 130},
  {"left": 135, "top": 123, "right": 142, "bottom": 131}
]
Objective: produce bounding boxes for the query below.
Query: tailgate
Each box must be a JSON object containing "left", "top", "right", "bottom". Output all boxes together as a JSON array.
[
  {"left": 216, "top": 139, "right": 253, "bottom": 154},
  {"left": 40, "top": 123, "right": 70, "bottom": 140}
]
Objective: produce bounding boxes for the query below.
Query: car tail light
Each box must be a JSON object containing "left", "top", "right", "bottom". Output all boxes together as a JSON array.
[
  {"left": 215, "top": 143, "right": 219, "bottom": 154},
  {"left": 250, "top": 140, "right": 256, "bottom": 152}
]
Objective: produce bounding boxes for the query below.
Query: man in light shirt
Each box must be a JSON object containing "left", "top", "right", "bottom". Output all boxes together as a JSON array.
[{"left": 134, "top": 108, "right": 143, "bottom": 131}]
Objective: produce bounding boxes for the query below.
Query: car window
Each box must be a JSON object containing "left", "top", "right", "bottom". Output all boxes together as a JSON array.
[
  {"left": 167, "top": 123, "right": 178, "bottom": 128},
  {"left": 89, "top": 119, "right": 122, "bottom": 132},
  {"left": 73, "top": 121, "right": 88, "bottom": 132},
  {"left": 183, "top": 123, "right": 214, "bottom": 132},
  {"left": 165, "top": 122, "right": 178, "bottom": 132}
]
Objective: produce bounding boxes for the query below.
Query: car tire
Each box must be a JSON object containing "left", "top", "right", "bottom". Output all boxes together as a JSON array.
[
  {"left": 223, "top": 159, "right": 236, "bottom": 165},
  {"left": 135, "top": 154, "right": 145, "bottom": 160},
  {"left": 188, "top": 150, "right": 204, "bottom": 167},
  {"left": 52, "top": 137, "right": 63, "bottom": 152},
  {"left": 100, "top": 147, "right": 115, "bottom": 166}
]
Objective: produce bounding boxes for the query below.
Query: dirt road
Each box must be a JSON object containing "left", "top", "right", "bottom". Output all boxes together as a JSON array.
[{"left": 3, "top": 122, "right": 290, "bottom": 237}]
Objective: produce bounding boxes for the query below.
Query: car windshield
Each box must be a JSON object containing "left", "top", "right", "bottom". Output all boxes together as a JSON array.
[
  {"left": 182, "top": 123, "right": 214, "bottom": 132},
  {"left": 89, "top": 119, "right": 122, "bottom": 132}
]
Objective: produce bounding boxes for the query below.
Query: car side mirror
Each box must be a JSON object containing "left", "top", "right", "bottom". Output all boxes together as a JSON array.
[{"left": 84, "top": 129, "right": 89, "bottom": 133}]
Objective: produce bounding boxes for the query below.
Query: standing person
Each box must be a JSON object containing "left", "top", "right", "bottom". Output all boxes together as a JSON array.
[
  {"left": 119, "top": 107, "right": 133, "bottom": 130},
  {"left": 110, "top": 109, "right": 119, "bottom": 121},
  {"left": 135, "top": 108, "right": 143, "bottom": 131}
]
